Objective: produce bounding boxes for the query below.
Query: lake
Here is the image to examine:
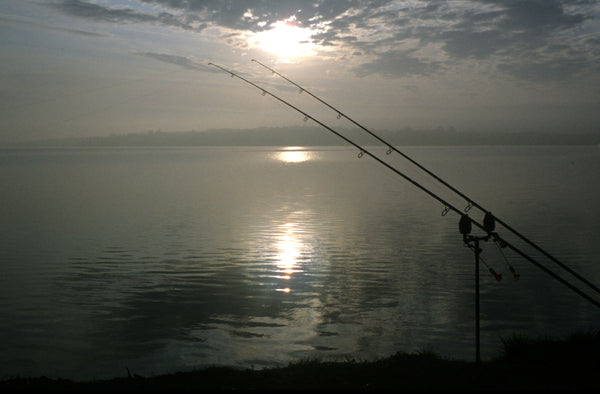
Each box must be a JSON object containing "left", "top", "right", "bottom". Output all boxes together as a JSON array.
[{"left": 1, "top": 145, "right": 599, "bottom": 381}]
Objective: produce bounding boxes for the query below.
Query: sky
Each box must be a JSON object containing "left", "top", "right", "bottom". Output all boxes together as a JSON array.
[{"left": 1, "top": 0, "right": 599, "bottom": 144}]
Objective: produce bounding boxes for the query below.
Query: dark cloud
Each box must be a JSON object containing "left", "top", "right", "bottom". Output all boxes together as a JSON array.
[
  {"left": 134, "top": 52, "right": 214, "bottom": 72},
  {"left": 54, "top": 0, "right": 157, "bottom": 23},
  {"left": 437, "top": 29, "right": 509, "bottom": 59},
  {"left": 432, "top": 0, "right": 590, "bottom": 58},
  {"left": 346, "top": 0, "right": 598, "bottom": 80},
  {"left": 52, "top": 0, "right": 205, "bottom": 31},
  {"left": 494, "top": 0, "right": 587, "bottom": 33}
]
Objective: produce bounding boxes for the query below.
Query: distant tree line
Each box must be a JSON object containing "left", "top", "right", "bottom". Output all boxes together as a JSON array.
[{"left": 23, "top": 126, "right": 600, "bottom": 147}]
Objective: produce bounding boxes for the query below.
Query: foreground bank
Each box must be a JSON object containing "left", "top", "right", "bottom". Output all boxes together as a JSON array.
[{"left": 3, "top": 331, "right": 598, "bottom": 390}]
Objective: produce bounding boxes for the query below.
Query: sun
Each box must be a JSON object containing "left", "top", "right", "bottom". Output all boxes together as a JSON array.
[{"left": 252, "top": 17, "right": 317, "bottom": 60}]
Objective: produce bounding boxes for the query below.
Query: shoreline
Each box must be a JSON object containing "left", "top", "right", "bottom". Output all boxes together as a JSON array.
[{"left": 3, "top": 331, "right": 599, "bottom": 390}]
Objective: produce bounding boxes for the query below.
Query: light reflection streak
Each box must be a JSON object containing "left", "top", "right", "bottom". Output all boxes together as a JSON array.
[
  {"left": 274, "top": 146, "right": 313, "bottom": 164},
  {"left": 244, "top": 206, "right": 317, "bottom": 294},
  {"left": 274, "top": 222, "right": 304, "bottom": 291}
]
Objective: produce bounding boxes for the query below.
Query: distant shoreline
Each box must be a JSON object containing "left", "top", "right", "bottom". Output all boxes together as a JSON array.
[{"left": 4, "top": 127, "right": 599, "bottom": 147}]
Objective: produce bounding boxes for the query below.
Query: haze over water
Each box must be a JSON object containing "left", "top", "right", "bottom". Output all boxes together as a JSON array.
[{"left": 1, "top": 145, "right": 599, "bottom": 381}]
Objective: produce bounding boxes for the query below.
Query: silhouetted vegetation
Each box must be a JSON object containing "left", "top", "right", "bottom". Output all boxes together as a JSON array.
[{"left": 3, "top": 330, "right": 598, "bottom": 390}]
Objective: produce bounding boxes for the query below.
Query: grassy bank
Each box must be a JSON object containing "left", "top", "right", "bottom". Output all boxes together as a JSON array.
[{"left": 3, "top": 330, "right": 599, "bottom": 390}]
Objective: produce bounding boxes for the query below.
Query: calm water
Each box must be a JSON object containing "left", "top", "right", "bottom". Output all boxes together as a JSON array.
[{"left": 1, "top": 145, "right": 599, "bottom": 380}]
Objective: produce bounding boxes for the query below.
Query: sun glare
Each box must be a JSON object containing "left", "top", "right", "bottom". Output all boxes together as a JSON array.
[
  {"left": 275, "top": 146, "right": 313, "bottom": 163},
  {"left": 252, "top": 17, "right": 317, "bottom": 60}
]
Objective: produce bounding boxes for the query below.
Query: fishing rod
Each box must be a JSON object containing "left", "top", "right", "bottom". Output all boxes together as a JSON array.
[
  {"left": 208, "top": 61, "right": 600, "bottom": 309},
  {"left": 251, "top": 59, "right": 600, "bottom": 298},
  {"left": 208, "top": 62, "right": 460, "bottom": 215}
]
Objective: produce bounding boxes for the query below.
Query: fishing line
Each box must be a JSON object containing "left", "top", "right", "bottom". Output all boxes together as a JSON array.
[
  {"left": 250, "top": 59, "right": 600, "bottom": 298},
  {"left": 479, "top": 255, "right": 502, "bottom": 282},
  {"left": 494, "top": 237, "right": 520, "bottom": 281},
  {"left": 208, "top": 61, "right": 600, "bottom": 309}
]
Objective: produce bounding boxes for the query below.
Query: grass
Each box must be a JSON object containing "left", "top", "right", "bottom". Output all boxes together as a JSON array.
[{"left": 3, "top": 330, "right": 599, "bottom": 390}]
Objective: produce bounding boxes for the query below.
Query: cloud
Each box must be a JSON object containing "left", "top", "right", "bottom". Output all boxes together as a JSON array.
[
  {"left": 0, "top": 13, "right": 106, "bottom": 37},
  {"left": 51, "top": 0, "right": 599, "bottom": 82},
  {"left": 54, "top": 0, "right": 157, "bottom": 23},
  {"left": 138, "top": 0, "right": 392, "bottom": 31},
  {"left": 430, "top": 1, "right": 591, "bottom": 60},
  {"left": 134, "top": 52, "right": 215, "bottom": 72},
  {"left": 51, "top": 0, "right": 206, "bottom": 31},
  {"left": 350, "top": 0, "right": 598, "bottom": 81}
]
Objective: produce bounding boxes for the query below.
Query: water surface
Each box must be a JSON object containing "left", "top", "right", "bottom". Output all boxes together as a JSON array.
[{"left": 1, "top": 145, "right": 599, "bottom": 380}]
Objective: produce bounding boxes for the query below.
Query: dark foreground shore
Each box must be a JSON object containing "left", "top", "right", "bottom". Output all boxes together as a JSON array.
[{"left": 3, "top": 331, "right": 598, "bottom": 391}]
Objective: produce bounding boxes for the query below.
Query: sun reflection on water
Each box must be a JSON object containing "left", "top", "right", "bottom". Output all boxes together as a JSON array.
[
  {"left": 274, "top": 223, "right": 304, "bottom": 292},
  {"left": 275, "top": 147, "right": 313, "bottom": 164}
]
